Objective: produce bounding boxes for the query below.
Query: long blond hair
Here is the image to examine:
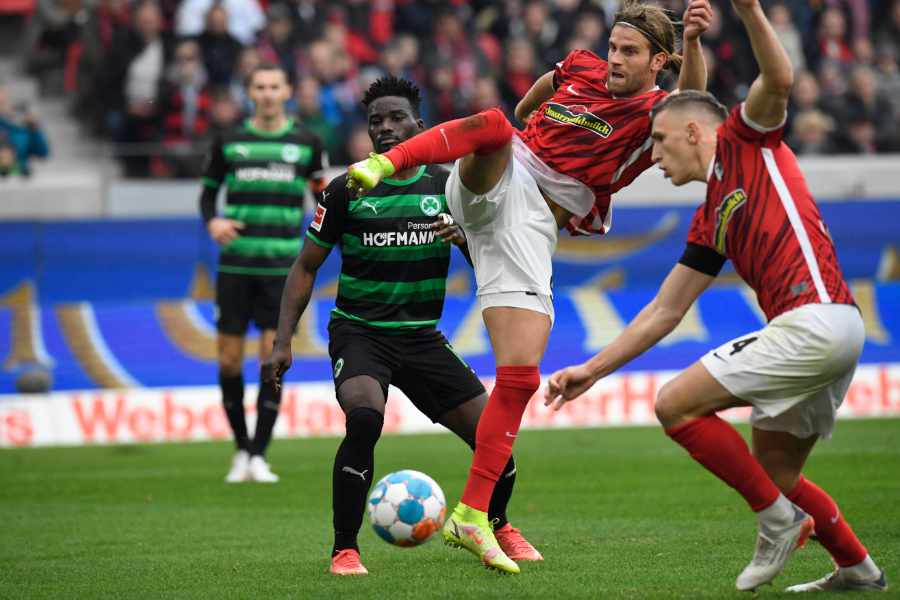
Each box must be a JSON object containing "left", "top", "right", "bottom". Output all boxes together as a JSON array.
[{"left": 613, "top": 0, "right": 683, "bottom": 73}]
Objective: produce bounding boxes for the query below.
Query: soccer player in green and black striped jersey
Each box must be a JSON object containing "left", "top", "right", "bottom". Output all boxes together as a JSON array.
[
  {"left": 200, "top": 63, "right": 326, "bottom": 484},
  {"left": 262, "top": 76, "right": 541, "bottom": 575}
]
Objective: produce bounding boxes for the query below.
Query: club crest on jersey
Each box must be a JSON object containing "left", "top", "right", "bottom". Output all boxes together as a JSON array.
[
  {"left": 420, "top": 196, "right": 442, "bottom": 216},
  {"left": 281, "top": 144, "right": 301, "bottom": 163},
  {"left": 714, "top": 188, "right": 748, "bottom": 254},
  {"left": 310, "top": 203, "right": 327, "bottom": 231},
  {"left": 544, "top": 102, "right": 613, "bottom": 138}
]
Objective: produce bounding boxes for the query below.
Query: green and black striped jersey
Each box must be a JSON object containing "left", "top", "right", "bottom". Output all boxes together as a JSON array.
[
  {"left": 306, "top": 165, "right": 453, "bottom": 330},
  {"left": 202, "top": 118, "right": 326, "bottom": 276}
]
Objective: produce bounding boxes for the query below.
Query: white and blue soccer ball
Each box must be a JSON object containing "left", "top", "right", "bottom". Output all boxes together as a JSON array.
[{"left": 367, "top": 469, "right": 446, "bottom": 547}]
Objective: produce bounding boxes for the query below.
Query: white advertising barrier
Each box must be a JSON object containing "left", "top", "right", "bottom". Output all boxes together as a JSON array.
[{"left": 1, "top": 364, "right": 899, "bottom": 448}]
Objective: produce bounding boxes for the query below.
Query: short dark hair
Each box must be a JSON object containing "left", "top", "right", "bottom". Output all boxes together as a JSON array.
[
  {"left": 361, "top": 76, "right": 422, "bottom": 116},
  {"left": 246, "top": 62, "right": 288, "bottom": 87},
  {"left": 650, "top": 90, "right": 729, "bottom": 123}
]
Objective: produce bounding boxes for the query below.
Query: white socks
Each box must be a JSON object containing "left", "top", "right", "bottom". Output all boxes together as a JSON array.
[
  {"left": 757, "top": 493, "right": 796, "bottom": 528},
  {"left": 843, "top": 555, "right": 881, "bottom": 580}
]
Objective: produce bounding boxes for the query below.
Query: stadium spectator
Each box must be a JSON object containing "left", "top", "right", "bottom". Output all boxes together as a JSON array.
[
  {"left": 499, "top": 38, "right": 538, "bottom": 112},
  {"left": 99, "top": 0, "right": 167, "bottom": 176},
  {"left": 175, "top": 0, "right": 264, "bottom": 45},
  {"left": 0, "top": 141, "right": 23, "bottom": 178},
  {"left": 196, "top": 4, "right": 244, "bottom": 87},
  {"left": 22, "top": 0, "right": 82, "bottom": 92},
  {"left": 787, "top": 109, "right": 839, "bottom": 155},
  {"left": 207, "top": 87, "right": 241, "bottom": 137},
  {"left": 256, "top": 4, "right": 301, "bottom": 82},
  {"left": 768, "top": 2, "right": 805, "bottom": 71},
  {"left": 229, "top": 47, "right": 261, "bottom": 115},
  {"left": 157, "top": 39, "right": 211, "bottom": 177},
  {"left": 294, "top": 75, "right": 340, "bottom": 160},
  {"left": 0, "top": 86, "right": 50, "bottom": 175},
  {"left": 71, "top": 0, "right": 130, "bottom": 133},
  {"left": 815, "top": 7, "right": 853, "bottom": 68},
  {"left": 875, "top": 44, "right": 900, "bottom": 116},
  {"left": 834, "top": 66, "right": 898, "bottom": 151}
]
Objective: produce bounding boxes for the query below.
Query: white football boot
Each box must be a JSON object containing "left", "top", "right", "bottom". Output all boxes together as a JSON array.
[
  {"left": 225, "top": 450, "right": 250, "bottom": 483},
  {"left": 786, "top": 568, "right": 888, "bottom": 592},
  {"left": 247, "top": 455, "right": 279, "bottom": 483},
  {"left": 736, "top": 506, "right": 815, "bottom": 591}
]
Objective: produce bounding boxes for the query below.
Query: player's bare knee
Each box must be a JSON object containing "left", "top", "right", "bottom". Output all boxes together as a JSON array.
[{"left": 655, "top": 382, "right": 680, "bottom": 427}]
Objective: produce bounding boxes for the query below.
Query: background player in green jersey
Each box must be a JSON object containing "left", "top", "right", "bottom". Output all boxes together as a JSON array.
[
  {"left": 200, "top": 63, "right": 326, "bottom": 483},
  {"left": 262, "top": 76, "right": 540, "bottom": 575}
]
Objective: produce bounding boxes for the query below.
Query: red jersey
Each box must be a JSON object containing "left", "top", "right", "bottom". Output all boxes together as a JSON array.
[
  {"left": 685, "top": 105, "right": 854, "bottom": 321},
  {"left": 517, "top": 49, "right": 666, "bottom": 235}
]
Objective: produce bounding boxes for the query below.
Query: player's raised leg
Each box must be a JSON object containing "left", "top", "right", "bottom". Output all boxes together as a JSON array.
[
  {"left": 655, "top": 362, "right": 813, "bottom": 591},
  {"left": 751, "top": 430, "right": 888, "bottom": 593},
  {"left": 347, "top": 107, "right": 513, "bottom": 194},
  {"left": 329, "top": 375, "right": 386, "bottom": 575},
  {"left": 218, "top": 332, "right": 251, "bottom": 483},
  {"left": 438, "top": 395, "right": 542, "bottom": 561}
]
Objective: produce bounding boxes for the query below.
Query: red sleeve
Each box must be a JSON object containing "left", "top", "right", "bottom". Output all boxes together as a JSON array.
[
  {"left": 721, "top": 103, "right": 786, "bottom": 148},
  {"left": 553, "top": 49, "right": 606, "bottom": 90},
  {"left": 686, "top": 202, "right": 714, "bottom": 249}
]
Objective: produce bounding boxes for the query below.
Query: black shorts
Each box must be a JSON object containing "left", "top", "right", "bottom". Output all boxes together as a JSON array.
[
  {"left": 215, "top": 271, "right": 287, "bottom": 335},
  {"left": 327, "top": 318, "right": 486, "bottom": 422}
]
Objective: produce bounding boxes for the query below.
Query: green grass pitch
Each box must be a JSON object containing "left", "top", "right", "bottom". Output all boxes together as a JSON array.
[{"left": 1, "top": 419, "right": 898, "bottom": 599}]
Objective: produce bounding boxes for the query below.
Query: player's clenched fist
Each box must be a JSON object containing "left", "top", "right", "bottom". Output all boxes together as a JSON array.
[
  {"left": 262, "top": 346, "right": 292, "bottom": 392},
  {"left": 543, "top": 363, "right": 597, "bottom": 411},
  {"left": 683, "top": 0, "right": 712, "bottom": 41}
]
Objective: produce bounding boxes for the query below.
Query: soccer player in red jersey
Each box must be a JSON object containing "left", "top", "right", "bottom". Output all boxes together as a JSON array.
[
  {"left": 347, "top": 0, "right": 713, "bottom": 573},
  {"left": 545, "top": 0, "right": 887, "bottom": 593}
]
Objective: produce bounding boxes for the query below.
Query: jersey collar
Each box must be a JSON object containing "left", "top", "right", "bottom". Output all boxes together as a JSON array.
[
  {"left": 244, "top": 117, "right": 294, "bottom": 138},
  {"left": 383, "top": 165, "right": 426, "bottom": 186}
]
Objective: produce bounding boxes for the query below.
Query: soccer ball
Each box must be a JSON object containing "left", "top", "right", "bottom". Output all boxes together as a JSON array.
[{"left": 367, "top": 469, "right": 446, "bottom": 547}]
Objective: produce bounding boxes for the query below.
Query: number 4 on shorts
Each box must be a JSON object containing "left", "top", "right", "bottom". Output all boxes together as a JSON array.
[{"left": 729, "top": 336, "right": 758, "bottom": 356}]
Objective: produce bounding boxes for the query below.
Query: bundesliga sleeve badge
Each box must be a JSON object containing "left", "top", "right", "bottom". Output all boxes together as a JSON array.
[{"left": 311, "top": 203, "right": 327, "bottom": 231}]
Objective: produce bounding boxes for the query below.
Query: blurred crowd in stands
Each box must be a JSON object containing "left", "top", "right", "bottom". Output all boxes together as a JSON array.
[{"left": 10, "top": 0, "right": 900, "bottom": 177}]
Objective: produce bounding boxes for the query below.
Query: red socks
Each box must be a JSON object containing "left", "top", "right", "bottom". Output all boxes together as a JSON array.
[
  {"left": 787, "top": 476, "right": 868, "bottom": 567},
  {"left": 383, "top": 107, "right": 513, "bottom": 173},
  {"left": 461, "top": 366, "right": 540, "bottom": 512},
  {"left": 665, "top": 416, "right": 781, "bottom": 512}
]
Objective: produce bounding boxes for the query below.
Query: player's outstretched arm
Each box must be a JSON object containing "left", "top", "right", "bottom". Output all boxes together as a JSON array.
[
  {"left": 732, "top": 0, "right": 793, "bottom": 128},
  {"left": 544, "top": 264, "right": 714, "bottom": 409},
  {"left": 676, "top": 0, "right": 712, "bottom": 92},
  {"left": 514, "top": 71, "right": 555, "bottom": 124},
  {"left": 262, "top": 242, "right": 330, "bottom": 390}
]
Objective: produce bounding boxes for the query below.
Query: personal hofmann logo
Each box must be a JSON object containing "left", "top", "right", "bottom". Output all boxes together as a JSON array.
[
  {"left": 420, "top": 196, "right": 441, "bottom": 216},
  {"left": 333, "top": 358, "right": 344, "bottom": 378},
  {"left": 714, "top": 188, "right": 748, "bottom": 254},
  {"left": 544, "top": 103, "right": 612, "bottom": 137}
]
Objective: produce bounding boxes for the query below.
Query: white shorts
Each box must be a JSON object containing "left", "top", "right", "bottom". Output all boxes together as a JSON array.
[
  {"left": 445, "top": 152, "right": 558, "bottom": 320},
  {"left": 478, "top": 291, "right": 555, "bottom": 325},
  {"left": 700, "top": 303, "right": 864, "bottom": 440}
]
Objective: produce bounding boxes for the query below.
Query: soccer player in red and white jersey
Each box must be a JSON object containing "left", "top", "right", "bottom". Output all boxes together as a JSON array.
[
  {"left": 545, "top": 0, "right": 887, "bottom": 593},
  {"left": 346, "top": 0, "right": 712, "bottom": 574}
]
